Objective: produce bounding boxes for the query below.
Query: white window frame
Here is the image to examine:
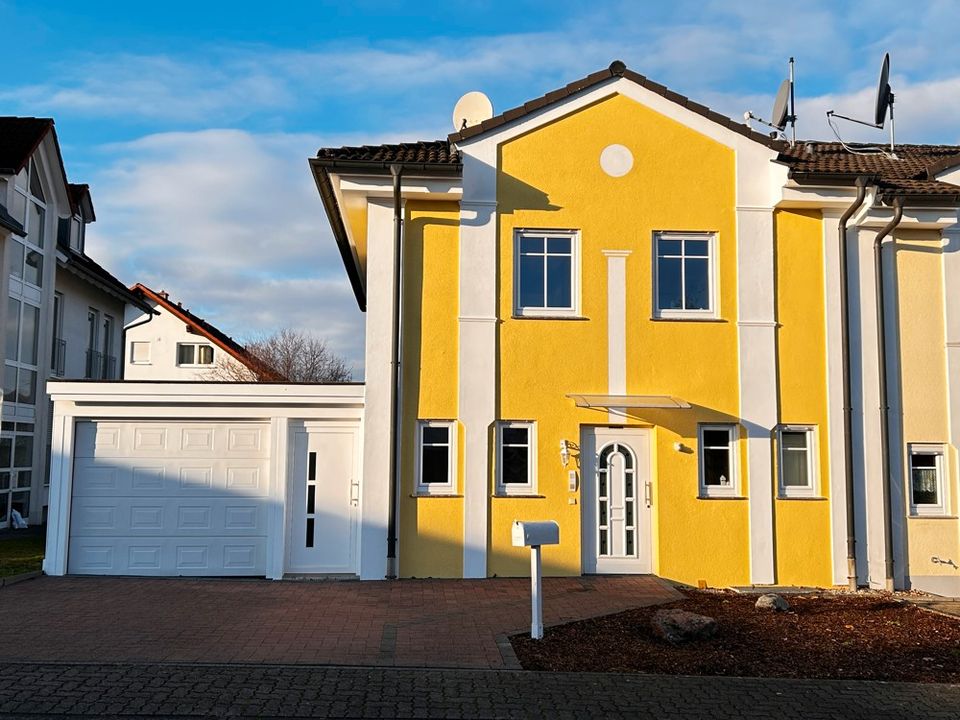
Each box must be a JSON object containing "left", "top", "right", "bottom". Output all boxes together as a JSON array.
[
  {"left": 513, "top": 229, "right": 581, "bottom": 318},
  {"left": 698, "top": 424, "right": 739, "bottom": 498},
  {"left": 777, "top": 425, "right": 819, "bottom": 499},
  {"left": 908, "top": 443, "right": 948, "bottom": 517},
  {"left": 496, "top": 421, "right": 538, "bottom": 496},
  {"left": 415, "top": 420, "right": 457, "bottom": 496},
  {"left": 653, "top": 231, "right": 719, "bottom": 320},
  {"left": 176, "top": 342, "right": 215, "bottom": 367},
  {"left": 129, "top": 341, "right": 151, "bottom": 365}
]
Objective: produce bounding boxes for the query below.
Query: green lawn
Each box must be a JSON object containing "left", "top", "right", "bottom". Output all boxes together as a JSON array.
[{"left": 0, "top": 534, "right": 44, "bottom": 577}]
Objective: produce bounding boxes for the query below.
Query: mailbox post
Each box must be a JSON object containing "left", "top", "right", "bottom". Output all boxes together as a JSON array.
[{"left": 511, "top": 520, "right": 560, "bottom": 640}]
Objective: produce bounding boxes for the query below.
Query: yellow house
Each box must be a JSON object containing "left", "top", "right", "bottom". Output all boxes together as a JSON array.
[{"left": 311, "top": 62, "right": 960, "bottom": 595}]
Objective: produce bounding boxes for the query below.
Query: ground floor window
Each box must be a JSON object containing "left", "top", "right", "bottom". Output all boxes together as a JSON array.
[
  {"left": 909, "top": 444, "right": 946, "bottom": 516},
  {"left": 496, "top": 421, "right": 537, "bottom": 496},
  {"left": 0, "top": 421, "right": 34, "bottom": 524},
  {"left": 415, "top": 420, "right": 456, "bottom": 495},
  {"left": 698, "top": 424, "right": 738, "bottom": 497},
  {"left": 777, "top": 426, "right": 818, "bottom": 498}
]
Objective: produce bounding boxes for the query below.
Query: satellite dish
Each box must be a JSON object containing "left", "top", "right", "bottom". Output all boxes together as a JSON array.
[
  {"left": 874, "top": 53, "right": 891, "bottom": 127},
  {"left": 743, "top": 58, "right": 796, "bottom": 143},
  {"left": 826, "top": 52, "right": 896, "bottom": 154},
  {"left": 452, "top": 91, "right": 493, "bottom": 132},
  {"left": 771, "top": 78, "right": 791, "bottom": 131}
]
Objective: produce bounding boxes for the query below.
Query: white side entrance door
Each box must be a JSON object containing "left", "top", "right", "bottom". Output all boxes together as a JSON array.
[
  {"left": 581, "top": 427, "right": 653, "bottom": 574},
  {"left": 286, "top": 426, "right": 359, "bottom": 575},
  {"left": 68, "top": 421, "right": 270, "bottom": 576}
]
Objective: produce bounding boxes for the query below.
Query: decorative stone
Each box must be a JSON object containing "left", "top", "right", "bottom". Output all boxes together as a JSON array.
[
  {"left": 651, "top": 609, "right": 718, "bottom": 644},
  {"left": 755, "top": 593, "right": 791, "bottom": 611}
]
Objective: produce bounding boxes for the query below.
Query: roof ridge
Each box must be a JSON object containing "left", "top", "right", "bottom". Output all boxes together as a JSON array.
[{"left": 447, "top": 60, "right": 786, "bottom": 151}]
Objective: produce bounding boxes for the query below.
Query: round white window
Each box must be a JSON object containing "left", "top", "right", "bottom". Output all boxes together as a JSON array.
[{"left": 600, "top": 144, "right": 634, "bottom": 177}]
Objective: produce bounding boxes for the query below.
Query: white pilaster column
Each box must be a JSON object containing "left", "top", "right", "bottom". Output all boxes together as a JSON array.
[
  {"left": 822, "top": 211, "right": 851, "bottom": 585},
  {"left": 358, "top": 199, "right": 396, "bottom": 579},
  {"left": 265, "top": 416, "right": 289, "bottom": 580},
  {"left": 944, "top": 227, "right": 960, "bottom": 456},
  {"left": 737, "top": 206, "right": 778, "bottom": 585},
  {"left": 43, "top": 407, "right": 75, "bottom": 576},
  {"left": 458, "top": 145, "right": 498, "bottom": 578},
  {"left": 848, "top": 225, "right": 888, "bottom": 588},
  {"left": 603, "top": 250, "right": 631, "bottom": 423}
]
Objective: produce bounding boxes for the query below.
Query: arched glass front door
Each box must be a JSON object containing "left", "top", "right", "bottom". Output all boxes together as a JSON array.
[{"left": 582, "top": 428, "right": 652, "bottom": 574}]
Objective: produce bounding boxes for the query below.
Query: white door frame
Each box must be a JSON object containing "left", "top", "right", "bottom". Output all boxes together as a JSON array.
[
  {"left": 284, "top": 420, "right": 360, "bottom": 576},
  {"left": 581, "top": 426, "right": 653, "bottom": 574}
]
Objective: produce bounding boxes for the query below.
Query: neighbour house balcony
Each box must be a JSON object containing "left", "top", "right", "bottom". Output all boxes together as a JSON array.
[
  {"left": 50, "top": 338, "right": 65, "bottom": 377},
  {"left": 85, "top": 350, "right": 117, "bottom": 380}
]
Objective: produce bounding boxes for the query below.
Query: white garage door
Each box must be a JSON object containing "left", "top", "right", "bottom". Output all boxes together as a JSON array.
[{"left": 68, "top": 421, "right": 271, "bottom": 576}]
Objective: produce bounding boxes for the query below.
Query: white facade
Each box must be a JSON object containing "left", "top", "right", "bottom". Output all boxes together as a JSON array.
[
  {"left": 52, "top": 267, "right": 125, "bottom": 381},
  {"left": 124, "top": 297, "right": 244, "bottom": 381},
  {"left": 0, "top": 134, "right": 70, "bottom": 527},
  {"left": 45, "top": 382, "right": 369, "bottom": 579}
]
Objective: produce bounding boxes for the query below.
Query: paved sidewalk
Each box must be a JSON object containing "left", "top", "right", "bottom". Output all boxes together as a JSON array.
[
  {"left": 0, "top": 575, "right": 679, "bottom": 668},
  {"left": 1, "top": 662, "right": 958, "bottom": 719},
  {"left": 909, "top": 593, "right": 960, "bottom": 619}
]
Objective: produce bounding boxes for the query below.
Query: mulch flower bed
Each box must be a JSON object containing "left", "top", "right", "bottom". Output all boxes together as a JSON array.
[{"left": 511, "top": 589, "right": 960, "bottom": 682}]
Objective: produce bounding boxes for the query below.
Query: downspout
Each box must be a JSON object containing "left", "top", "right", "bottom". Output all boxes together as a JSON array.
[
  {"left": 839, "top": 177, "right": 868, "bottom": 590},
  {"left": 385, "top": 164, "right": 403, "bottom": 579},
  {"left": 874, "top": 196, "right": 904, "bottom": 592}
]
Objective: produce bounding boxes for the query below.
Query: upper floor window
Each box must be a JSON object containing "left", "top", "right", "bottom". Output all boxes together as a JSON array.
[
  {"left": 909, "top": 444, "right": 947, "bottom": 517},
  {"left": 654, "top": 232, "right": 717, "bottom": 319},
  {"left": 177, "top": 342, "right": 214, "bottom": 367},
  {"left": 777, "top": 426, "right": 819, "bottom": 498},
  {"left": 698, "top": 424, "right": 738, "bottom": 497},
  {"left": 130, "top": 341, "right": 151, "bottom": 365},
  {"left": 514, "top": 230, "right": 579, "bottom": 317},
  {"left": 416, "top": 420, "right": 456, "bottom": 495},
  {"left": 496, "top": 421, "right": 537, "bottom": 496}
]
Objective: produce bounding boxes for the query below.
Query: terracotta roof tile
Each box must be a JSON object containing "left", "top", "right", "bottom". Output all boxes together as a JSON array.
[
  {"left": 780, "top": 142, "right": 960, "bottom": 197},
  {"left": 315, "top": 140, "right": 459, "bottom": 165}
]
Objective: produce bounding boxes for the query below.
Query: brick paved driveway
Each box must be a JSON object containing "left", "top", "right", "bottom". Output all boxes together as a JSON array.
[
  {"left": 2, "top": 662, "right": 958, "bottom": 719},
  {"left": 0, "top": 575, "right": 679, "bottom": 668}
]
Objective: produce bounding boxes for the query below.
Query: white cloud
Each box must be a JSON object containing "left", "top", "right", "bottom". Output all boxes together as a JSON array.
[{"left": 83, "top": 128, "right": 411, "bottom": 375}]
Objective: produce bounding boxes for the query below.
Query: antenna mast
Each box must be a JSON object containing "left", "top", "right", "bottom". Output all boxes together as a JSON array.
[{"left": 788, "top": 57, "right": 796, "bottom": 144}]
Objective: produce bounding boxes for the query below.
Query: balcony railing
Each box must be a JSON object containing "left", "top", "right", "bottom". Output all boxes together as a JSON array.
[
  {"left": 50, "top": 338, "right": 65, "bottom": 377},
  {"left": 84, "top": 349, "right": 101, "bottom": 379},
  {"left": 85, "top": 350, "right": 117, "bottom": 380}
]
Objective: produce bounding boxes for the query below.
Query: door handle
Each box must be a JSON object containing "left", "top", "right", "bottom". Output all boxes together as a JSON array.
[
  {"left": 350, "top": 481, "right": 360, "bottom": 506},
  {"left": 644, "top": 481, "right": 652, "bottom": 508}
]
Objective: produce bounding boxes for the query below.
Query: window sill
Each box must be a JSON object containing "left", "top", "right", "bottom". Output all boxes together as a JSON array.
[
  {"left": 511, "top": 315, "right": 588, "bottom": 321},
  {"left": 493, "top": 493, "right": 545, "bottom": 499},
  {"left": 698, "top": 494, "right": 746, "bottom": 500},
  {"left": 777, "top": 495, "right": 826, "bottom": 501},
  {"left": 410, "top": 493, "right": 462, "bottom": 498},
  {"left": 908, "top": 513, "right": 956, "bottom": 519},
  {"left": 651, "top": 316, "right": 725, "bottom": 323}
]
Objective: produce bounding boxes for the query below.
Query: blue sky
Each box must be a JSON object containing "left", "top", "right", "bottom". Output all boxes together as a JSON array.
[{"left": 3, "top": 1, "right": 959, "bottom": 374}]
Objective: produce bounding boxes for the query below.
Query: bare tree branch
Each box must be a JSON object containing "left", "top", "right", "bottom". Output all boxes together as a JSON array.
[{"left": 203, "top": 329, "right": 352, "bottom": 383}]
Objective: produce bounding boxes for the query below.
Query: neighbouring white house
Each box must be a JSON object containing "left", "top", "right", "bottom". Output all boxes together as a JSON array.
[
  {"left": 0, "top": 117, "right": 149, "bottom": 529},
  {"left": 124, "top": 283, "right": 264, "bottom": 381}
]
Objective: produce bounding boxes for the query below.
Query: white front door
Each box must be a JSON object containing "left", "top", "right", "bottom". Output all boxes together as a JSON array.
[
  {"left": 286, "top": 427, "right": 358, "bottom": 575},
  {"left": 581, "top": 427, "right": 652, "bottom": 574}
]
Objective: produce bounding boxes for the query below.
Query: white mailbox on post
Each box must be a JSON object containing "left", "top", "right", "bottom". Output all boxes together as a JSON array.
[{"left": 512, "top": 520, "right": 560, "bottom": 640}]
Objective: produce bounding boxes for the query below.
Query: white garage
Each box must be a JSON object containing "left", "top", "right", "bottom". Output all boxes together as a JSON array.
[
  {"left": 43, "top": 383, "right": 376, "bottom": 580},
  {"left": 68, "top": 420, "right": 271, "bottom": 576}
]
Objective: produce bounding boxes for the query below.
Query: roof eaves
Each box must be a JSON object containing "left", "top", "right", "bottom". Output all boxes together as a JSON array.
[
  {"left": 0, "top": 205, "right": 25, "bottom": 236},
  {"left": 309, "top": 159, "right": 368, "bottom": 312},
  {"left": 132, "top": 283, "right": 257, "bottom": 369}
]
